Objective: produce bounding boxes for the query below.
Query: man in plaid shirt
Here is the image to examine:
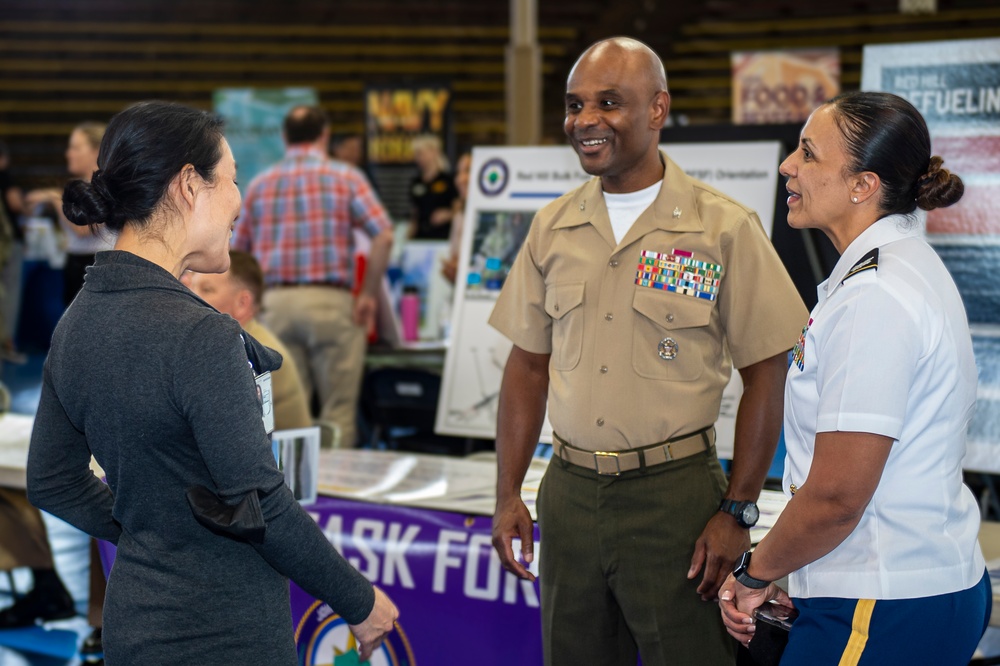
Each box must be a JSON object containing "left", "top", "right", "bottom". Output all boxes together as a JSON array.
[{"left": 233, "top": 105, "right": 394, "bottom": 447}]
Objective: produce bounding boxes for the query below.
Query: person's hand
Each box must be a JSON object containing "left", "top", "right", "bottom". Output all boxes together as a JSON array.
[
  {"left": 687, "top": 512, "right": 750, "bottom": 600},
  {"left": 348, "top": 586, "right": 399, "bottom": 662},
  {"left": 719, "top": 574, "right": 793, "bottom": 648},
  {"left": 430, "top": 207, "right": 453, "bottom": 226},
  {"left": 24, "top": 188, "right": 61, "bottom": 208},
  {"left": 440, "top": 256, "right": 458, "bottom": 284},
  {"left": 492, "top": 494, "right": 536, "bottom": 581},
  {"left": 353, "top": 293, "right": 377, "bottom": 330}
]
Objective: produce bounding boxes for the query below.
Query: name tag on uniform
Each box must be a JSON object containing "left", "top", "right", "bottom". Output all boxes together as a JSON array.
[{"left": 255, "top": 371, "right": 274, "bottom": 435}]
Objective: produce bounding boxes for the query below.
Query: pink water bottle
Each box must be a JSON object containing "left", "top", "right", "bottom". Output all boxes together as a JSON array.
[{"left": 400, "top": 286, "right": 420, "bottom": 342}]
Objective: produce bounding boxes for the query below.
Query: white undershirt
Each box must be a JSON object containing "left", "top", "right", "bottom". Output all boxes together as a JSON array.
[{"left": 603, "top": 181, "right": 661, "bottom": 245}]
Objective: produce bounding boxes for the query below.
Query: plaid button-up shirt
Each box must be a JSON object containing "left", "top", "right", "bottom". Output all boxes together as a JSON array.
[{"left": 233, "top": 145, "right": 392, "bottom": 287}]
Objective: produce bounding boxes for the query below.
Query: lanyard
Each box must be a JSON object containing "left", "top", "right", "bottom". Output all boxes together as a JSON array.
[{"left": 241, "top": 333, "right": 263, "bottom": 375}]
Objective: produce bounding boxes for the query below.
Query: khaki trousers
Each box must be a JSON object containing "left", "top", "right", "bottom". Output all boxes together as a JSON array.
[
  {"left": 536, "top": 447, "right": 737, "bottom": 666},
  {"left": 262, "top": 286, "right": 366, "bottom": 447}
]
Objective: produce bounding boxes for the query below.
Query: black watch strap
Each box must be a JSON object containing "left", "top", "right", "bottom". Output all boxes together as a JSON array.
[
  {"left": 719, "top": 498, "right": 759, "bottom": 529},
  {"left": 733, "top": 550, "right": 769, "bottom": 589}
]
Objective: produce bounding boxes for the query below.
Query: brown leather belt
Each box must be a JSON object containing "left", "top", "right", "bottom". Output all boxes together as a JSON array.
[{"left": 552, "top": 427, "right": 715, "bottom": 476}]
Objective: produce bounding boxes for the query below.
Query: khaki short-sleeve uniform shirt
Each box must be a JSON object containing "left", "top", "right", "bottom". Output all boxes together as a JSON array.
[{"left": 489, "top": 153, "right": 808, "bottom": 452}]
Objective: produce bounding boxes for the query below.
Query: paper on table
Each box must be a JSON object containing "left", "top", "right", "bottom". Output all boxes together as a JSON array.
[
  {"left": 750, "top": 489, "right": 790, "bottom": 545},
  {"left": 316, "top": 449, "right": 548, "bottom": 519}
]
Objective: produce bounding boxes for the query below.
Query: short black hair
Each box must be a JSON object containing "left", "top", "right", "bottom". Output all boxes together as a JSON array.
[
  {"left": 283, "top": 105, "right": 328, "bottom": 145},
  {"left": 329, "top": 132, "right": 362, "bottom": 149}
]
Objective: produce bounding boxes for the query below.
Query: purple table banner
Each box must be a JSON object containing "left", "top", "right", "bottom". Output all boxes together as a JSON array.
[{"left": 101, "top": 493, "right": 543, "bottom": 665}]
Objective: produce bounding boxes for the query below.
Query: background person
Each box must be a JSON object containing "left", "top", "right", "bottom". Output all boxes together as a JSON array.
[
  {"left": 408, "top": 134, "right": 457, "bottom": 240},
  {"left": 441, "top": 151, "right": 470, "bottom": 284},
  {"left": 719, "top": 91, "right": 990, "bottom": 665},
  {"left": 27, "top": 100, "right": 397, "bottom": 664},
  {"left": 330, "top": 132, "right": 378, "bottom": 190},
  {"left": 489, "top": 37, "right": 807, "bottom": 666},
  {"left": 330, "top": 132, "right": 364, "bottom": 167},
  {"left": 0, "top": 141, "right": 25, "bottom": 224},
  {"left": 0, "top": 141, "right": 23, "bottom": 363},
  {"left": 26, "top": 122, "right": 114, "bottom": 306},
  {"left": 234, "top": 106, "right": 394, "bottom": 449},
  {"left": 186, "top": 250, "right": 313, "bottom": 431},
  {"left": 0, "top": 146, "right": 75, "bottom": 630}
]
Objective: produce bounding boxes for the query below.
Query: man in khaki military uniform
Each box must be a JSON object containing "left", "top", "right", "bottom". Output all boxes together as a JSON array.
[{"left": 489, "top": 37, "right": 808, "bottom": 665}]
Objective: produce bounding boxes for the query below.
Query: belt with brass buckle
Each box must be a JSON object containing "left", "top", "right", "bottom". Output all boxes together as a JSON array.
[{"left": 552, "top": 427, "right": 714, "bottom": 476}]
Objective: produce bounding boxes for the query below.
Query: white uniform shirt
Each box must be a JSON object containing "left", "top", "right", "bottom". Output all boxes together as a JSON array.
[{"left": 784, "top": 214, "right": 984, "bottom": 600}]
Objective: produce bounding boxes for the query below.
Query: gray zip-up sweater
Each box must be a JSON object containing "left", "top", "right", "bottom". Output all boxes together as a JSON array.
[{"left": 28, "top": 251, "right": 373, "bottom": 665}]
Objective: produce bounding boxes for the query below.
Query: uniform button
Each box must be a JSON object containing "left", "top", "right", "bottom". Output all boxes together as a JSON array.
[
  {"left": 666, "top": 313, "right": 674, "bottom": 322},
  {"left": 554, "top": 304, "right": 560, "bottom": 312},
  {"left": 604, "top": 312, "right": 613, "bottom": 321},
  {"left": 599, "top": 365, "right": 608, "bottom": 373},
  {"left": 596, "top": 418, "right": 605, "bottom": 427},
  {"left": 609, "top": 259, "right": 619, "bottom": 268}
]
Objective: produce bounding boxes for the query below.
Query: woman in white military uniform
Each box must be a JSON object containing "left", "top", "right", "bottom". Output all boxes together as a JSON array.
[{"left": 719, "top": 91, "right": 990, "bottom": 665}]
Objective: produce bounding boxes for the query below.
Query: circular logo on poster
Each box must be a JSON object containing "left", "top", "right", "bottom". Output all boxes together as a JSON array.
[
  {"left": 295, "top": 602, "right": 416, "bottom": 666},
  {"left": 478, "top": 158, "right": 509, "bottom": 197}
]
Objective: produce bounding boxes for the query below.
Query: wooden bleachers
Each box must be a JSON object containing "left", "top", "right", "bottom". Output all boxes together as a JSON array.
[
  {"left": 0, "top": 13, "right": 585, "bottom": 189},
  {"left": 656, "top": 4, "right": 1000, "bottom": 123},
  {"left": 3, "top": 1, "right": 1000, "bottom": 187}
]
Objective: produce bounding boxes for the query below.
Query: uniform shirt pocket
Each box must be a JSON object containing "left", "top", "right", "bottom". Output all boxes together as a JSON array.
[
  {"left": 544, "top": 282, "right": 585, "bottom": 371},
  {"left": 631, "top": 289, "right": 712, "bottom": 381}
]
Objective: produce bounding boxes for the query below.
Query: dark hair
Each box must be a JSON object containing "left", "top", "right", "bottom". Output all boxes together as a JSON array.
[
  {"left": 226, "top": 250, "right": 264, "bottom": 307},
  {"left": 825, "top": 91, "right": 963, "bottom": 215},
  {"left": 283, "top": 105, "right": 328, "bottom": 145},
  {"left": 329, "top": 132, "right": 362, "bottom": 149},
  {"left": 62, "top": 101, "right": 225, "bottom": 231}
]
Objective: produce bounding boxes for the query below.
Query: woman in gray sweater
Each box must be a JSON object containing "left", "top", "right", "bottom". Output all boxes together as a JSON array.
[{"left": 26, "top": 101, "right": 397, "bottom": 664}]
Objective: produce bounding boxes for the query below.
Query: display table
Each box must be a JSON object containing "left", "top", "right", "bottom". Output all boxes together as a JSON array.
[
  {"left": 7, "top": 415, "right": 1000, "bottom": 662},
  {"left": 95, "top": 446, "right": 1000, "bottom": 663},
  {"left": 291, "top": 449, "right": 788, "bottom": 665},
  {"left": 96, "top": 448, "right": 548, "bottom": 665},
  {"left": 0, "top": 413, "right": 34, "bottom": 489}
]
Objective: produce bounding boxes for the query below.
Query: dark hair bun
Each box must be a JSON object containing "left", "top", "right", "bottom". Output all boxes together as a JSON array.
[
  {"left": 916, "top": 156, "right": 964, "bottom": 211},
  {"left": 62, "top": 178, "right": 110, "bottom": 227},
  {"left": 82, "top": 101, "right": 224, "bottom": 233}
]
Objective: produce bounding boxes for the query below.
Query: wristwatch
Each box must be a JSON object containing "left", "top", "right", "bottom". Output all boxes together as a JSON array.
[
  {"left": 719, "top": 499, "right": 760, "bottom": 528},
  {"left": 733, "top": 550, "right": 769, "bottom": 589}
]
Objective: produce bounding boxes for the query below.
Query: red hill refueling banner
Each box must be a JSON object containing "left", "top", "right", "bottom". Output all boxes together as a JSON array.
[{"left": 863, "top": 38, "right": 1000, "bottom": 473}]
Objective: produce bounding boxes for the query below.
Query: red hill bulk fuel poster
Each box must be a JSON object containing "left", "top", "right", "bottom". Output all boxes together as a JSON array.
[{"left": 864, "top": 39, "right": 1000, "bottom": 473}]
